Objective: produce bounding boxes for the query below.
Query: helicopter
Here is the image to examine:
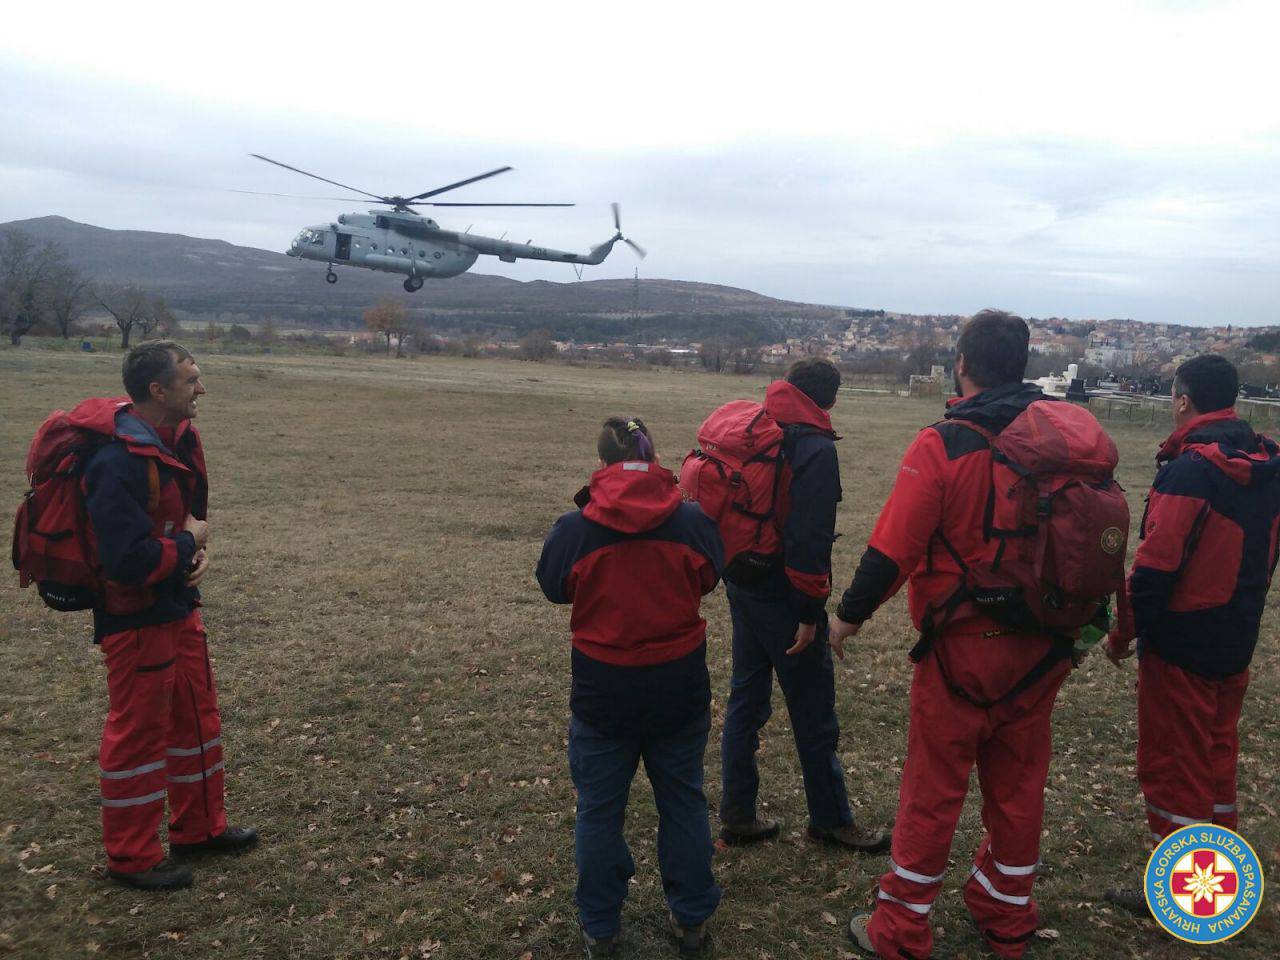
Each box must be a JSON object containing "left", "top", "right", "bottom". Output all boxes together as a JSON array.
[{"left": 247, "top": 154, "right": 646, "bottom": 292}]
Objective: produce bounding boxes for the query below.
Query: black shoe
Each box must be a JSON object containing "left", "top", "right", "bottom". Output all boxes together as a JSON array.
[
  {"left": 1105, "top": 888, "right": 1151, "bottom": 918},
  {"left": 582, "top": 929, "right": 620, "bottom": 959},
  {"left": 668, "top": 913, "right": 712, "bottom": 956},
  {"left": 107, "top": 857, "right": 193, "bottom": 891},
  {"left": 808, "top": 822, "right": 891, "bottom": 853},
  {"left": 171, "top": 825, "right": 259, "bottom": 858},
  {"left": 719, "top": 816, "right": 781, "bottom": 846}
]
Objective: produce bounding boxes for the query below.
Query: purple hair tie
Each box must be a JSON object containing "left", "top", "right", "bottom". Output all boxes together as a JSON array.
[{"left": 626, "top": 420, "right": 653, "bottom": 461}]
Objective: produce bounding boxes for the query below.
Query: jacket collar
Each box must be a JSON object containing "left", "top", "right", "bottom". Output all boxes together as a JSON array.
[
  {"left": 763, "top": 380, "right": 835, "bottom": 434},
  {"left": 944, "top": 381, "right": 1045, "bottom": 433},
  {"left": 1157, "top": 408, "right": 1242, "bottom": 462},
  {"left": 575, "top": 460, "right": 683, "bottom": 534}
]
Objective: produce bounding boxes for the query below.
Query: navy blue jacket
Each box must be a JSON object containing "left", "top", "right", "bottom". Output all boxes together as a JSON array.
[
  {"left": 733, "top": 380, "right": 841, "bottom": 624},
  {"left": 537, "top": 460, "right": 724, "bottom": 737},
  {"left": 1119, "top": 410, "right": 1280, "bottom": 679},
  {"left": 82, "top": 409, "right": 205, "bottom": 641}
]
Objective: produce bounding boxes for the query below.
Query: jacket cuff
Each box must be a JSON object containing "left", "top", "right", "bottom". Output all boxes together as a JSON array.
[
  {"left": 837, "top": 546, "right": 901, "bottom": 624},
  {"left": 788, "top": 590, "right": 826, "bottom": 625},
  {"left": 171, "top": 531, "right": 198, "bottom": 582}
]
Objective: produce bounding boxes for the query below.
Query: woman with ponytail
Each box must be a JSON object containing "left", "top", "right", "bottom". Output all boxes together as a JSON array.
[{"left": 537, "top": 416, "right": 725, "bottom": 957}]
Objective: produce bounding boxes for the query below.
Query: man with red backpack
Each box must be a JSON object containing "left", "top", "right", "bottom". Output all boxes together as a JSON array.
[
  {"left": 829, "top": 311, "right": 1127, "bottom": 959},
  {"left": 699, "top": 358, "right": 889, "bottom": 852},
  {"left": 1104, "top": 355, "right": 1280, "bottom": 913},
  {"left": 15, "top": 341, "right": 257, "bottom": 890}
]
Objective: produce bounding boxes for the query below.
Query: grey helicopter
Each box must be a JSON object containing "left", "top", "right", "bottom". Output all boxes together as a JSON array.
[{"left": 247, "top": 154, "right": 646, "bottom": 292}]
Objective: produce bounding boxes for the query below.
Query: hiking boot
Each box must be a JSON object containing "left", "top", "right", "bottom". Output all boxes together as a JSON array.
[
  {"left": 846, "top": 913, "right": 875, "bottom": 955},
  {"left": 668, "top": 913, "right": 712, "bottom": 956},
  {"left": 107, "top": 857, "right": 193, "bottom": 892},
  {"left": 171, "top": 825, "right": 259, "bottom": 858},
  {"left": 808, "top": 821, "right": 891, "bottom": 853},
  {"left": 1105, "top": 888, "right": 1151, "bottom": 918},
  {"left": 719, "top": 816, "right": 780, "bottom": 846},
  {"left": 582, "top": 929, "right": 620, "bottom": 959}
]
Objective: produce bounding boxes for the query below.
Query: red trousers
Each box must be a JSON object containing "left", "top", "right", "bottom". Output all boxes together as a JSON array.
[
  {"left": 1138, "top": 652, "right": 1248, "bottom": 844},
  {"left": 867, "top": 651, "right": 1068, "bottom": 960},
  {"left": 99, "top": 610, "right": 226, "bottom": 872}
]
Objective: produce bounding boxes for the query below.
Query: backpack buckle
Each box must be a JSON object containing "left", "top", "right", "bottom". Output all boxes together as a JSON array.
[{"left": 1036, "top": 496, "right": 1051, "bottom": 519}]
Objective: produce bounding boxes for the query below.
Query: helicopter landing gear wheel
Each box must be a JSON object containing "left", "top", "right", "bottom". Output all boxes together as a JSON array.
[
  {"left": 325, "top": 270, "right": 338, "bottom": 284},
  {"left": 404, "top": 276, "right": 424, "bottom": 293}
]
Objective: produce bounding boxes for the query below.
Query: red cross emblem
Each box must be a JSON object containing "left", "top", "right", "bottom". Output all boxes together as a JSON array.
[{"left": 1172, "top": 850, "right": 1239, "bottom": 917}]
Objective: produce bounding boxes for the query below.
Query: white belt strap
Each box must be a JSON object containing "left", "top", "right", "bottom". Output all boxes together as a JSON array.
[
  {"left": 100, "top": 759, "right": 166, "bottom": 780},
  {"left": 890, "top": 858, "right": 946, "bottom": 885},
  {"left": 877, "top": 889, "right": 932, "bottom": 915},
  {"left": 970, "top": 867, "right": 1031, "bottom": 906},
  {"left": 992, "top": 858, "right": 1039, "bottom": 877},
  {"left": 166, "top": 760, "right": 225, "bottom": 784},
  {"left": 1146, "top": 802, "right": 1207, "bottom": 827},
  {"left": 166, "top": 736, "right": 221, "bottom": 758},
  {"left": 101, "top": 789, "right": 166, "bottom": 808}
]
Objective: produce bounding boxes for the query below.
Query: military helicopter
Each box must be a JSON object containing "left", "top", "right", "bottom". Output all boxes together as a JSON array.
[{"left": 248, "top": 154, "right": 646, "bottom": 292}]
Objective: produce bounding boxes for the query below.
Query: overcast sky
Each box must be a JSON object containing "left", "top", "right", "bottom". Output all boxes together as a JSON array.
[{"left": 2, "top": 1, "right": 1278, "bottom": 324}]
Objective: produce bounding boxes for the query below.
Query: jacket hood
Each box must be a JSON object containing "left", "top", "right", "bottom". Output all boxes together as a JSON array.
[
  {"left": 1159, "top": 409, "right": 1280, "bottom": 486},
  {"left": 944, "top": 381, "right": 1046, "bottom": 433},
  {"left": 577, "top": 460, "right": 683, "bottom": 534},
  {"left": 66, "top": 396, "right": 133, "bottom": 437},
  {"left": 763, "top": 380, "right": 835, "bottom": 434}
]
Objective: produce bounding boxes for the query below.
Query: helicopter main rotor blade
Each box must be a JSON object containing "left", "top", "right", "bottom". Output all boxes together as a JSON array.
[
  {"left": 410, "top": 202, "right": 575, "bottom": 207},
  {"left": 404, "top": 166, "right": 513, "bottom": 202},
  {"left": 624, "top": 238, "right": 648, "bottom": 259},
  {"left": 250, "top": 154, "right": 385, "bottom": 201},
  {"left": 230, "top": 189, "right": 375, "bottom": 202},
  {"left": 612, "top": 202, "right": 621, "bottom": 231}
]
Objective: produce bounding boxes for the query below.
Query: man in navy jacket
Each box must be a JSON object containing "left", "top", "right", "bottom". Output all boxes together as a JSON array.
[
  {"left": 718, "top": 359, "right": 889, "bottom": 852},
  {"left": 538, "top": 416, "right": 724, "bottom": 958},
  {"left": 1106, "top": 355, "right": 1280, "bottom": 912}
]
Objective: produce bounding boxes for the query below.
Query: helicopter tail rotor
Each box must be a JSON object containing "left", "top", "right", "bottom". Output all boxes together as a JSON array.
[{"left": 610, "top": 203, "right": 646, "bottom": 260}]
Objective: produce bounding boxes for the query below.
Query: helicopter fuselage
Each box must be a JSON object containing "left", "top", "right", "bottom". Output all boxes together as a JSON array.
[{"left": 286, "top": 209, "right": 619, "bottom": 283}]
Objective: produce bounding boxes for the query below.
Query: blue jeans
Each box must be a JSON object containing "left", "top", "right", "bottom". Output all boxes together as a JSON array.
[
  {"left": 568, "top": 709, "right": 721, "bottom": 939},
  {"left": 720, "top": 583, "right": 853, "bottom": 829}
]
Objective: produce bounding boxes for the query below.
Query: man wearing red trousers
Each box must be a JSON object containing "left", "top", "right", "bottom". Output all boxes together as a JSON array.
[
  {"left": 83, "top": 340, "right": 257, "bottom": 890},
  {"left": 1105, "top": 354, "right": 1279, "bottom": 913},
  {"left": 829, "top": 311, "right": 1085, "bottom": 959}
]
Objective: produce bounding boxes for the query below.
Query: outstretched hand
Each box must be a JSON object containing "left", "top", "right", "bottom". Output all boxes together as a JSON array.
[
  {"left": 187, "top": 548, "right": 210, "bottom": 587},
  {"left": 828, "top": 615, "right": 862, "bottom": 660}
]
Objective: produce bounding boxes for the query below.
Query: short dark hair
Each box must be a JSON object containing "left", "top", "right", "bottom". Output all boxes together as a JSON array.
[
  {"left": 785, "top": 357, "right": 841, "bottom": 409},
  {"left": 1174, "top": 354, "right": 1238, "bottom": 413},
  {"left": 955, "top": 309, "right": 1029, "bottom": 388},
  {"left": 122, "top": 339, "right": 194, "bottom": 404},
  {"left": 598, "top": 415, "right": 655, "bottom": 465}
]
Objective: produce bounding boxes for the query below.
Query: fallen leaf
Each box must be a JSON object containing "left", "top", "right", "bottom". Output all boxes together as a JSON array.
[
  {"left": 821, "top": 911, "right": 838, "bottom": 925},
  {"left": 1036, "top": 929, "right": 1060, "bottom": 940}
]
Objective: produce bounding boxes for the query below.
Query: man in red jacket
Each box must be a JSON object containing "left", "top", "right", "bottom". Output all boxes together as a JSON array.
[
  {"left": 83, "top": 341, "right": 257, "bottom": 891},
  {"left": 831, "top": 311, "right": 1071, "bottom": 959},
  {"left": 1105, "top": 354, "right": 1280, "bottom": 912}
]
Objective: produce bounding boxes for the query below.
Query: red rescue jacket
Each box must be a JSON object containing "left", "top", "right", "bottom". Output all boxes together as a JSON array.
[
  {"left": 1113, "top": 409, "right": 1280, "bottom": 679},
  {"left": 77, "top": 398, "right": 208, "bottom": 639}
]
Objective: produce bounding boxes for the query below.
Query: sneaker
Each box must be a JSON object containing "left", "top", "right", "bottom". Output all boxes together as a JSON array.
[
  {"left": 668, "top": 913, "right": 712, "bottom": 956},
  {"left": 1105, "top": 888, "right": 1151, "bottom": 918},
  {"left": 808, "top": 822, "right": 891, "bottom": 853},
  {"left": 582, "top": 929, "right": 620, "bottom": 958},
  {"left": 171, "top": 825, "right": 259, "bottom": 858},
  {"left": 107, "top": 857, "right": 193, "bottom": 892},
  {"left": 719, "top": 817, "right": 780, "bottom": 846},
  {"left": 846, "top": 913, "right": 875, "bottom": 955}
]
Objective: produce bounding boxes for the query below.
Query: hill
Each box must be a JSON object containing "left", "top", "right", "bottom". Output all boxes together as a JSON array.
[{"left": 0, "top": 216, "right": 850, "bottom": 341}]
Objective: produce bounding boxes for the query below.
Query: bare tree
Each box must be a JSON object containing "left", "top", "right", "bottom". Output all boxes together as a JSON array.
[
  {"left": 363, "top": 298, "right": 410, "bottom": 357},
  {"left": 47, "top": 263, "right": 93, "bottom": 339},
  {"left": 0, "top": 232, "right": 62, "bottom": 345},
  {"left": 96, "top": 284, "right": 155, "bottom": 349}
]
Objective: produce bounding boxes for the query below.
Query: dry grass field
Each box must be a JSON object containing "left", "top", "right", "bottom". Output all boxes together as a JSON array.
[{"left": 1, "top": 346, "right": 1276, "bottom": 960}]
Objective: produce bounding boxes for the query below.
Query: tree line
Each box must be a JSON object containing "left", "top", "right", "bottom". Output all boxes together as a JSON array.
[{"left": 1, "top": 231, "right": 179, "bottom": 348}]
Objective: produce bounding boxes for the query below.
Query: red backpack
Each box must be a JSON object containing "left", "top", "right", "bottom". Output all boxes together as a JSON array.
[
  {"left": 917, "top": 399, "right": 1130, "bottom": 703},
  {"left": 678, "top": 400, "right": 812, "bottom": 583},
  {"left": 11, "top": 402, "right": 156, "bottom": 611}
]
